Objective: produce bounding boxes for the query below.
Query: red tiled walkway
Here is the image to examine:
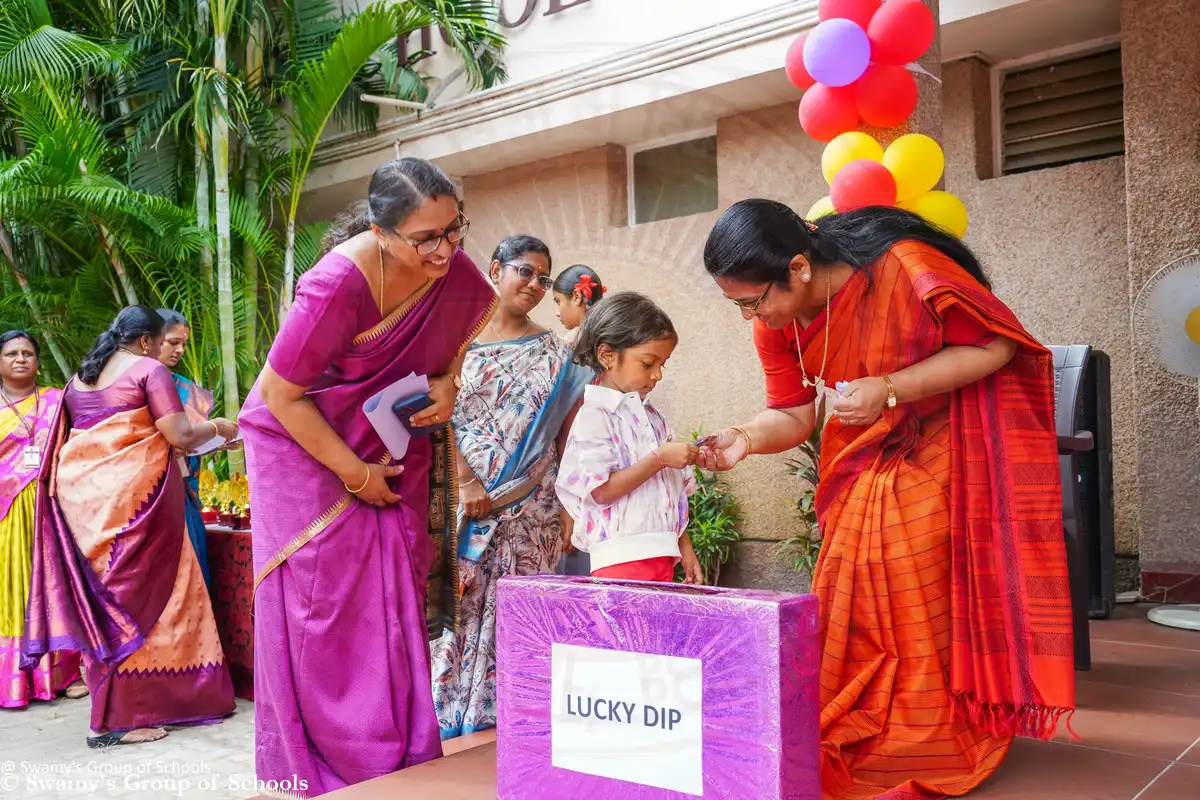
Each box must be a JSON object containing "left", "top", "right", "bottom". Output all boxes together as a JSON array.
[{"left": 972, "top": 604, "right": 1200, "bottom": 800}]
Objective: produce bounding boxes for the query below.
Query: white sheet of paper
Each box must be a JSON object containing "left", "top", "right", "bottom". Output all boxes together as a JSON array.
[
  {"left": 362, "top": 372, "right": 430, "bottom": 460},
  {"left": 191, "top": 435, "right": 240, "bottom": 456}
]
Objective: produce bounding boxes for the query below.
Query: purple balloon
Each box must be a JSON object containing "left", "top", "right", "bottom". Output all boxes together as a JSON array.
[{"left": 802, "top": 18, "right": 871, "bottom": 88}]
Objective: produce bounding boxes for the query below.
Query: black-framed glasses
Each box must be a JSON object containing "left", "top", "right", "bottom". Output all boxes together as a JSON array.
[
  {"left": 730, "top": 283, "right": 772, "bottom": 315},
  {"left": 397, "top": 215, "right": 470, "bottom": 256},
  {"left": 504, "top": 263, "right": 553, "bottom": 291}
]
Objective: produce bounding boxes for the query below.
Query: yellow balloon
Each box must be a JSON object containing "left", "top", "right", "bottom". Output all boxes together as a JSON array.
[
  {"left": 883, "top": 134, "right": 945, "bottom": 202},
  {"left": 821, "top": 132, "right": 884, "bottom": 185},
  {"left": 1186, "top": 305, "right": 1200, "bottom": 344},
  {"left": 899, "top": 191, "right": 969, "bottom": 238},
  {"left": 807, "top": 196, "right": 836, "bottom": 220}
]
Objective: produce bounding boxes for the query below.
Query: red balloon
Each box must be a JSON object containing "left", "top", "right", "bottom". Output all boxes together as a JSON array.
[
  {"left": 854, "top": 63, "right": 918, "bottom": 128},
  {"left": 867, "top": 0, "right": 936, "bottom": 66},
  {"left": 784, "top": 33, "right": 816, "bottom": 91},
  {"left": 830, "top": 159, "right": 897, "bottom": 211},
  {"left": 798, "top": 85, "right": 860, "bottom": 143},
  {"left": 819, "top": 0, "right": 882, "bottom": 29}
]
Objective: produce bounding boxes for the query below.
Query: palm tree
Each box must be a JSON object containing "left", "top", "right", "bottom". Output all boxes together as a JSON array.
[
  {"left": 0, "top": 0, "right": 508, "bottom": 433},
  {"left": 276, "top": 0, "right": 503, "bottom": 317}
]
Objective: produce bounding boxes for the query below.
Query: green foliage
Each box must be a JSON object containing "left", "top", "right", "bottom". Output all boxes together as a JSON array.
[
  {"left": 0, "top": 0, "right": 507, "bottom": 405},
  {"left": 777, "top": 399, "right": 826, "bottom": 574},
  {"left": 677, "top": 428, "right": 742, "bottom": 586}
]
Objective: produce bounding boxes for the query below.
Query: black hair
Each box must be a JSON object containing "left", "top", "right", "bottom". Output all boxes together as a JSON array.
[
  {"left": 552, "top": 264, "right": 606, "bottom": 306},
  {"left": 320, "top": 157, "right": 459, "bottom": 254},
  {"left": 491, "top": 234, "right": 552, "bottom": 272},
  {"left": 703, "top": 200, "right": 990, "bottom": 290},
  {"left": 573, "top": 292, "right": 677, "bottom": 371},
  {"left": 78, "top": 305, "right": 165, "bottom": 385},
  {"left": 0, "top": 329, "right": 40, "bottom": 361},
  {"left": 157, "top": 308, "right": 189, "bottom": 330}
]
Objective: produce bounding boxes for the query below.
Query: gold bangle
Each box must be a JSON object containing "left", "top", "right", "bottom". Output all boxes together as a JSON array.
[
  {"left": 730, "top": 425, "right": 753, "bottom": 455},
  {"left": 344, "top": 463, "right": 371, "bottom": 494},
  {"left": 208, "top": 420, "right": 220, "bottom": 438}
]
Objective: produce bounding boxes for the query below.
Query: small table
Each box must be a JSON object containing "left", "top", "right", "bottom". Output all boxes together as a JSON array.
[{"left": 205, "top": 525, "right": 254, "bottom": 700}]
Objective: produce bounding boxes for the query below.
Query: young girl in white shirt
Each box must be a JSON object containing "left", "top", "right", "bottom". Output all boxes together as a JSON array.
[{"left": 555, "top": 292, "right": 704, "bottom": 584}]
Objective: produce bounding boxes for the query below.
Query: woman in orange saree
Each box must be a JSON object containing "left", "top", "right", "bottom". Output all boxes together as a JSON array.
[
  {"left": 23, "top": 306, "right": 237, "bottom": 747},
  {"left": 699, "top": 201, "right": 1075, "bottom": 799}
]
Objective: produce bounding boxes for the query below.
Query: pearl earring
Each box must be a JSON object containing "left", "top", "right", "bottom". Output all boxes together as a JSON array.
[{"left": 801, "top": 272, "right": 812, "bottom": 283}]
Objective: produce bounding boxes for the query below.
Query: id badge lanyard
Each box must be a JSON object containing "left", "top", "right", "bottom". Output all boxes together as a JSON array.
[{"left": 1, "top": 387, "right": 42, "bottom": 469}]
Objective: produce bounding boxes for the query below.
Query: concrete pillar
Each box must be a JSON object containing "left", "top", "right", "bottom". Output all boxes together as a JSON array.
[
  {"left": 1121, "top": 0, "right": 1200, "bottom": 600},
  {"left": 907, "top": 0, "right": 943, "bottom": 149}
]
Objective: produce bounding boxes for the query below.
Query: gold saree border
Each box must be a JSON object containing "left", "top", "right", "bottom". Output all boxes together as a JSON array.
[
  {"left": 252, "top": 493, "right": 351, "bottom": 592},
  {"left": 459, "top": 293, "right": 498, "bottom": 360},
  {"left": 351, "top": 280, "right": 433, "bottom": 346},
  {"left": 253, "top": 293, "right": 496, "bottom": 596}
]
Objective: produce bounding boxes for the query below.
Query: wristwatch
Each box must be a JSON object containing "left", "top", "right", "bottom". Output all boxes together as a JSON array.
[{"left": 882, "top": 375, "right": 897, "bottom": 408}]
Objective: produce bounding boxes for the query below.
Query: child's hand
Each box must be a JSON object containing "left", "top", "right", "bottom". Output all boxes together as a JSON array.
[
  {"left": 656, "top": 441, "right": 698, "bottom": 470},
  {"left": 679, "top": 535, "right": 704, "bottom": 585}
]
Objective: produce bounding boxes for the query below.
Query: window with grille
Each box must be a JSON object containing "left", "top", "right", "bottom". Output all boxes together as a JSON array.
[{"left": 998, "top": 46, "right": 1124, "bottom": 175}]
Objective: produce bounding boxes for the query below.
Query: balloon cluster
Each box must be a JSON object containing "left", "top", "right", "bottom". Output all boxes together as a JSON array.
[
  {"left": 786, "top": 0, "right": 936, "bottom": 141},
  {"left": 807, "top": 132, "right": 968, "bottom": 238}
]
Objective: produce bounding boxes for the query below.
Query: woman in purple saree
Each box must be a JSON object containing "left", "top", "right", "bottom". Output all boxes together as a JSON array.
[
  {"left": 239, "top": 158, "right": 496, "bottom": 796},
  {"left": 22, "top": 306, "right": 238, "bottom": 746}
]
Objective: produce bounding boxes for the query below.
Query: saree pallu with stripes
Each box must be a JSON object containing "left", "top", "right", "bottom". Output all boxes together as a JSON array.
[{"left": 754, "top": 241, "right": 1075, "bottom": 799}]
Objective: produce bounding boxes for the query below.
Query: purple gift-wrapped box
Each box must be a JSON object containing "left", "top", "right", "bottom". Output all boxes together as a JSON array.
[{"left": 495, "top": 575, "right": 820, "bottom": 799}]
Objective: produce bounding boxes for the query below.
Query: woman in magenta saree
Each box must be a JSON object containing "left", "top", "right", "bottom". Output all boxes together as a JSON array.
[
  {"left": 239, "top": 158, "right": 496, "bottom": 796},
  {"left": 22, "top": 306, "right": 237, "bottom": 746}
]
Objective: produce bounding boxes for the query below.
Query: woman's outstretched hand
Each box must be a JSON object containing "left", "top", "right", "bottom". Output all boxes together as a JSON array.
[
  {"left": 409, "top": 374, "right": 458, "bottom": 428},
  {"left": 347, "top": 462, "right": 404, "bottom": 507},
  {"left": 695, "top": 429, "right": 748, "bottom": 472}
]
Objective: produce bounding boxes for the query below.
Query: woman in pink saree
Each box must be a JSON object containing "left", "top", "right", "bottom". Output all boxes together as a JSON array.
[
  {"left": 239, "top": 158, "right": 496, "bottom": 796},
  {"left": 0, "top": 330, "right": 83, "bottom": 708},
  {"left": 22, "top": 306, "right": 237, "bottom": 746}
]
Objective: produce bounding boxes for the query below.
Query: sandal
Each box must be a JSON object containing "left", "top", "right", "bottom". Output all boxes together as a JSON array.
[
  {"left": 65, "top": 680, "right": 89, "bottom": 700},
  {"left": 87, "top": 728, "right": 168, "bottom": 748}
]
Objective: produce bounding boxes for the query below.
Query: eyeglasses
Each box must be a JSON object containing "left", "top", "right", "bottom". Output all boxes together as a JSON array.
[
  {"left": 504, "top": 263, "right": 553, "bottom": 291},
  {"left": 730, "top": 283, "right": 772, "bottom": 315},
  {"left": 396, "top": 215, "right": 471, "bottom": 256}
]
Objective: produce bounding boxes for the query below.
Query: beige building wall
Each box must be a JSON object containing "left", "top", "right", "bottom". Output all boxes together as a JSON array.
[
  {"left": 460, "top": 68, "right": 1136, "bottom": 590},
  {"left": 1121, "top": 0, "right": 1200, "bottom": 596}
]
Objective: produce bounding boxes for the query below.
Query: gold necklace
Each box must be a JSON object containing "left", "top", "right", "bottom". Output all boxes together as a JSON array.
[
  {"left": 376, "top": 242, "right": 386, "bottom": 316},
  {"left": 793, "top": 266, "right": 832, "bottom": 392},
  {"left": 488, "top": 317, "right": 531, "bottom": 342}
]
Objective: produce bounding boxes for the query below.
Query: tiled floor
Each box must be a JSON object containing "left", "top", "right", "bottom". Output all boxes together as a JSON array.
[
  {"left": 972, "top": 604, "right": 1200, "bottom": 800},
  {"left": 0, "top": 697, "right": 255, "bottom": 799}
]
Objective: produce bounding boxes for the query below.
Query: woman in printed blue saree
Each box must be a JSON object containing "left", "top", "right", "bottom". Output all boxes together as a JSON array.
[
  {"left": 431, "top": 236, "right": 591, "bottom": 739},
  {"left": 156, "top": 309, "right": 214, "bottom": 588}
]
